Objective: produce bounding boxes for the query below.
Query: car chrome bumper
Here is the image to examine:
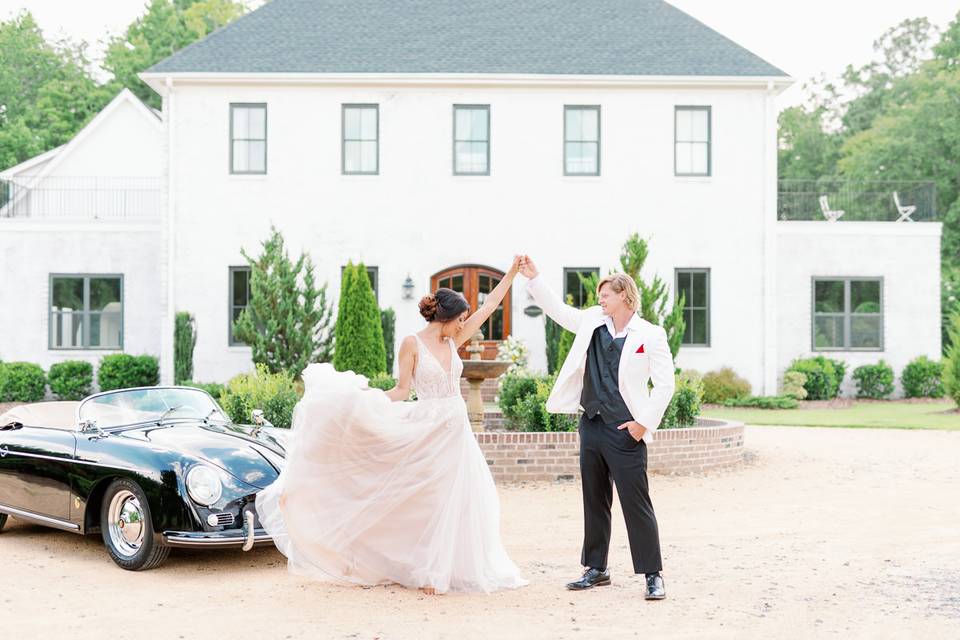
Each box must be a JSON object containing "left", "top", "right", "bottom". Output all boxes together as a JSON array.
[{"left": 163, "top": 528, "right": 273, "bottom": 549}]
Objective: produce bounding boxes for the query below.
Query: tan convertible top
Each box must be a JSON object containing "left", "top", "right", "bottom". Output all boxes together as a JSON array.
[{"left": 0, "top": 401, "right": 79, "bottom": 429}]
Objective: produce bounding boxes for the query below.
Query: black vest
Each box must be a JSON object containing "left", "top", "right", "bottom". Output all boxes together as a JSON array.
[{"left": 580, "top": 324, "right": 633, "bottom": 423}]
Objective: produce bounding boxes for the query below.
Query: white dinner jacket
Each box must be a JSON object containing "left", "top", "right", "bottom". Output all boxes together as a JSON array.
[{"left": 526, "top": 274, "right": 676, "bottom": 443}]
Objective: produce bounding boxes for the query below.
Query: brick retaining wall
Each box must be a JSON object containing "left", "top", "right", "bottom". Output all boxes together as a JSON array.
[{"left": 476, "top": 419, "right": 745, "bottom": 482}]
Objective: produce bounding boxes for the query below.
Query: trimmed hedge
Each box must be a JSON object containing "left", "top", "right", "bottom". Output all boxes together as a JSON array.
[
  {"left": 48, "top": 360, "right": 93, "bottom": 400},
  {"left": 852, "top": 361, "right": 895, "bottom": 399},
  {"left": 702, "top": 367, "right": 751, "bottom": 404},
  {"left": 0, "top": 362, "right": 47, "bottom": 403},
  {"left": 220, "top": 364, "right": 300, "bottom": 429},
  {"left": 97, "top": 354, "right": 159, "bottom": 391},
  {"left": 724, "top": 394, "right": 799, "bottom": 410},
  {"left": 901, "top": 356, "right": 944, "bottom": 398}
]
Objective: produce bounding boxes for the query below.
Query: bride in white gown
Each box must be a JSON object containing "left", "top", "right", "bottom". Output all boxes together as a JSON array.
[{"left": 256, "top": 257, "right": 528, "bottom": 594}]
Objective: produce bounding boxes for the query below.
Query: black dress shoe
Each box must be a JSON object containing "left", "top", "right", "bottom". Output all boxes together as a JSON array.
[
  {"left": 566, "top": 567, "right": 611, "bottom": 590},
  {"left": 645, "top": 573, "right": 666, "bottom": 600}
]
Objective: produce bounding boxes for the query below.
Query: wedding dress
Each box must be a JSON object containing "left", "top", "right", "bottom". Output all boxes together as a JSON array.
[{"left": 256, "top": 335, "right": 528, "bottom": 594}]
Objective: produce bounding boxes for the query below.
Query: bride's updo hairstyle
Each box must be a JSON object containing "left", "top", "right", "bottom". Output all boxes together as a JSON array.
[{"left": 419, "top": 288, "right": 470, "bottom": 322}]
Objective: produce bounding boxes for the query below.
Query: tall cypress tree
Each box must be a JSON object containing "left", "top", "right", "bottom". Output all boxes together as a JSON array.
[{"left": 333, "top": 262, "right": 387, "bottom": 378}]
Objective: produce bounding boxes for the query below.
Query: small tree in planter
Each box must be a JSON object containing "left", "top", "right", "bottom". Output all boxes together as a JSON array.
[
  {"left": 234, "top": 226, "right": 334, "bottom": 377},
  {"left": 334, "top": 262, "right": 387, "bottom": 379},
  {"left": 174, "top": 311, "right": 196, "bottom": 385}
]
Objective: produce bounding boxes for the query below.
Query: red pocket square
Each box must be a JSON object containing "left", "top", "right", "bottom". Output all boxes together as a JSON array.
[{"left": 636, "top": 344, "right": 645, "bottom": 354}]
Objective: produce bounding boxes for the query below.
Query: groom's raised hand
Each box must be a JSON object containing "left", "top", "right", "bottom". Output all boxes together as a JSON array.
[{"left": 519, "top": 255, "right": 539, "bottom": 279}]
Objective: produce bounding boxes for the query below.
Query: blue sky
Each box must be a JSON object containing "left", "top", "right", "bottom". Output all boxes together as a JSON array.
[{"left": 2, "top": 0, "right": 957, "bottom": 110}]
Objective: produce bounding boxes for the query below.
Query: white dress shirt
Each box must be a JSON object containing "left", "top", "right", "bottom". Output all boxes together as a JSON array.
[{"left": 604, "top": 312, "right": 643, "bottom": 339}]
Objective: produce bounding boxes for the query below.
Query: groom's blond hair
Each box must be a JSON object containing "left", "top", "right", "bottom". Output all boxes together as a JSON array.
[{"left": 596, "top": 273, "right": 640, "bottom": 311}]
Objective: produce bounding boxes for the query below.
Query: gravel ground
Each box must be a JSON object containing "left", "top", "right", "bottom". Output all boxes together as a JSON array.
[{"left": 1, "top": 425, "right": 958, "bottom": 639}]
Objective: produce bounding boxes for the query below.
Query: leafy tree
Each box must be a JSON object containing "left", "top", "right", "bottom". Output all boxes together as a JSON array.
[
  {"left": 103, "top": 0, "right": 246, "bottom": 108},
  {"left": 333, "top": 262, "right": 387, "bottom": 378},
  {"left": 0, "top": 12, "right": 112, "bottom": 170},
  {"left": 778, "top": 104, "right": 842, "bottom": 180},
  {"left": 234, "top": 226, "right": 334, "bottom": 377}
]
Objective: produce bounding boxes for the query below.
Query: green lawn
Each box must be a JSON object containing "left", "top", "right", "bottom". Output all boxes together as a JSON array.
[{"left": 703, "top": 400, "right": 960, "bottom": 430}]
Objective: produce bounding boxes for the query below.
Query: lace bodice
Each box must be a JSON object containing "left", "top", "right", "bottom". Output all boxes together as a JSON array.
[{"left": 411, "top": 334, "right": 463, "bottom": 400}]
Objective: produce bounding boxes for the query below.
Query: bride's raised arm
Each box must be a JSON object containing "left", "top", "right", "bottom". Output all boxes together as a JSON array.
[{"left": 453, "top": 256, "right": 521, "bottom": 348}]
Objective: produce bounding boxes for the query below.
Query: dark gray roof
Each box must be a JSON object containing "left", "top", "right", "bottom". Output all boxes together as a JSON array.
[{"left": 147, "top": 0, "right": 787, "bottom": 77}]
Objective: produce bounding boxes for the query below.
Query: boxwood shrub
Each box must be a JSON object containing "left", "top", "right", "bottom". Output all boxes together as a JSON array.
[
  {"left": 900, "top": 356, "right": 944, "bottom": 398},
  {"left": 97, "top": 354, "right": 159, "bottom": 391},
  {"left": 0, "top": 362, "right": 47, "bottom": 403},
  {"left": 48, "top": 360, "right": 93, "bottom": 400},
  {"left": 852, "top": 361, "right": 895, "bottom": 399}
]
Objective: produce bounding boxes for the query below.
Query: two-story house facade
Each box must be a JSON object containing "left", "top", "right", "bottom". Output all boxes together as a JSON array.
[{"left": 1, "top": 0, "right": 942, "bottom": 397}]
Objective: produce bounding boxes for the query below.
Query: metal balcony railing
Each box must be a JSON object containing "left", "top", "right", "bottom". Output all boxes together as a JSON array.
[
  {"left": 778, "top": 180, "right": 937, "bottom": 222},
  {"left": 0, "top": 176, "right": 162, "bottom": 220}
]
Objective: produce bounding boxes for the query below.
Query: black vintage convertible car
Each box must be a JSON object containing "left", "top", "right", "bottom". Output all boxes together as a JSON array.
[{"left": 0, "top": 386, "right": 287, "bottom": 570}]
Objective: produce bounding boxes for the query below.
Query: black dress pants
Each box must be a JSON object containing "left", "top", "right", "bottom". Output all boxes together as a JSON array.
[{"left": 579, "top": 412, "right": 663, "bottom": 574}]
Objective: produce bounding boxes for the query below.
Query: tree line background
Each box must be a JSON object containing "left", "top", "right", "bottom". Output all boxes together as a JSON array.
[{"left": 2, "top": 1, "right": 958, "bottom": 350}]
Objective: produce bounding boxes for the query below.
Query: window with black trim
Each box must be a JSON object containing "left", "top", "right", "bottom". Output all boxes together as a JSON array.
[
  {"left": 230, "top": 103, "right": 267, "bottom": 174},
  {"left": 813, "top": 277, "right": 882, "bottom": 350},
  {"left": 229, "top": 266, "right": 251, "bottom": 346},
  {"left": 674, "top": 106, "right": 711, "bottom": 176},
  {"left": 342, "top": 104, "right": 379, "bottom": 174},
  {"left": 563, "top": 267, "right": 600, "bottom": 307},
  {"left": 564, "top": 106, "right": 600, "bottom": 175},
  {"left": 49, "top": 275, "right": 123, "bottom": 349},
  {"left": 675, "top": 268, "right": 710, "bottom": 346},
  {"left": 453, "top": 105, "right": 490, "bottom": 175}
]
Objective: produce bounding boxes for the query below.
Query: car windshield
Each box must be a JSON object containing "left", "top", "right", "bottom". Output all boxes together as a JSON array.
[{"left": 78, "top": 387, "right": 228, "bottom": 429}]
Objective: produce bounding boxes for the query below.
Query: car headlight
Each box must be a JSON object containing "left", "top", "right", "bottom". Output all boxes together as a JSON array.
[{"left": 186, "top": 465, "right": 223, "bottom": 506}]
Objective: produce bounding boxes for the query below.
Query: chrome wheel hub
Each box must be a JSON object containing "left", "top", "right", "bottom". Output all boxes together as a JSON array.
[{"left": 108, "top": 490, "right": 145, "bottom": 557}]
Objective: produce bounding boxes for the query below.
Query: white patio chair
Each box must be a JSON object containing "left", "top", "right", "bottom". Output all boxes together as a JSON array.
[
  {"left": 893, "top": 191, "right": 916, "bottom": 222},
  {"left": 819, "top": 195, "right": 844, "bottom": 222}
]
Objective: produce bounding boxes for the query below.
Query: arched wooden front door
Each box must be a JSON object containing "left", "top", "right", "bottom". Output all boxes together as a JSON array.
[{"left": 431, "top": 264, "right": 511, "bottom": 359}]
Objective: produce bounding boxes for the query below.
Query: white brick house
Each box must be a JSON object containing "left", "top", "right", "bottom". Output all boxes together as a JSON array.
[{"left": 0, "top": 0, "right": 942, "bottom": 396}]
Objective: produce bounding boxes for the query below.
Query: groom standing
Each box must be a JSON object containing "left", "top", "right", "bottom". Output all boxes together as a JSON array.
[{"left": 520, "top": 256, "right": 675, "bottom": 599}]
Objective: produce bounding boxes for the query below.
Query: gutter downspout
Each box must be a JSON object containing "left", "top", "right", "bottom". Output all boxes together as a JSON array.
[{"left": 159, "top": 77, "right": 176, "bottom": 385}]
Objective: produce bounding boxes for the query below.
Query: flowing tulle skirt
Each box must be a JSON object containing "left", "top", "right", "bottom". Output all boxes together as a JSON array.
[{"left": 256, "top": 364, "right": 527, "bottom": 594}]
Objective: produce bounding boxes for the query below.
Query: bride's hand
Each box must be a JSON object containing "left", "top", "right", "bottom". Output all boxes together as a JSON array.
[{"left": 507, "top": 254, "right": 522, "bottom": 277}]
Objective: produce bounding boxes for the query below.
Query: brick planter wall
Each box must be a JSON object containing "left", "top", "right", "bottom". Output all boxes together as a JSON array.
[{"left": 476, "top": 418, "right": 745, "bottom": 482}]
